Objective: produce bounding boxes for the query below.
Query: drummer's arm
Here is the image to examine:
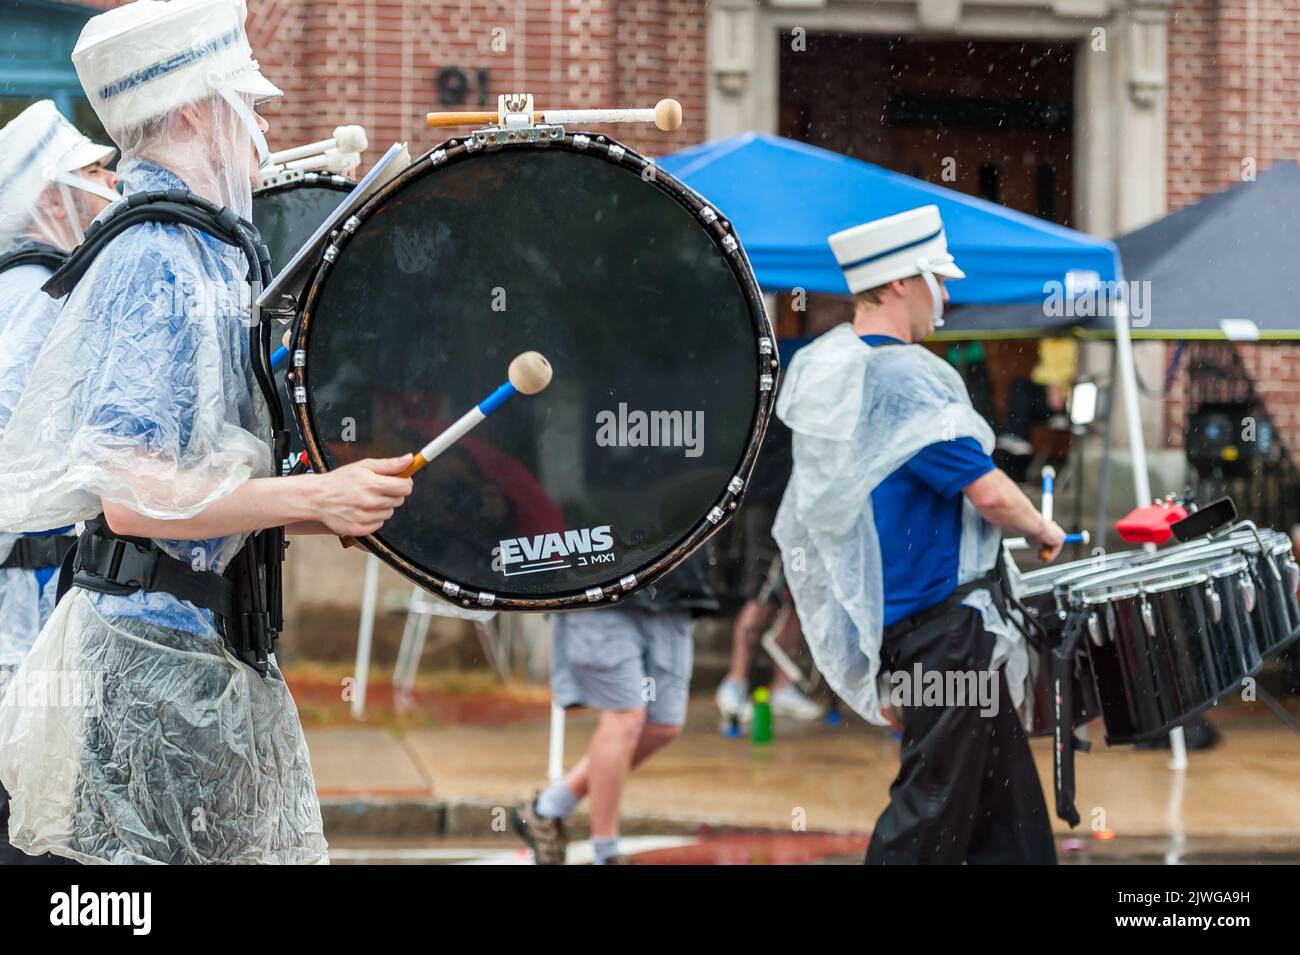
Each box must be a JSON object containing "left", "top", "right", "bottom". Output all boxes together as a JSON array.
[
  {"left": 964, "top": 469, "right": 1065, "bottom": 557},
  {"left": 102, "top": 455, "right": 414, "bottom": 541}
]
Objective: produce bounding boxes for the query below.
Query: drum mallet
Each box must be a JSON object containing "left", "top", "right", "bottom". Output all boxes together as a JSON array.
[
  {"left": 401, "top": 351, "right": 551, "bottom": 477},
  {"left": 339, "top": 352, "right": 552, "bottom": 547},
  {"left": 425, "top": 99, "right": 683, "bottom": 131},
  {"left": 266, "top": 125, "right": 369, "bottom": 168}
]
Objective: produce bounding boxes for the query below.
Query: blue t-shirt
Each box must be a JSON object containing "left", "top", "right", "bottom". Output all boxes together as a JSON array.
[{"left": 861, "top": 335, "right": 996, "bottom": 626}]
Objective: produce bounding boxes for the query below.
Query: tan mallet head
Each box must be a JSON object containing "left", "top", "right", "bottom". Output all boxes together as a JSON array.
[
  {"left": 509, "top": 351, "right": 553, "bottom": 395},
  {"left": 654, "top": 98, "right": 683, "bottom": 132}
]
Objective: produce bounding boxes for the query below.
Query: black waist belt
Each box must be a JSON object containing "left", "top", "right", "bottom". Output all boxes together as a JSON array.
[
  {"left": 1, "top": 535, "right": 78, "bottom": 571},
  {"left": 67, "top": 517, "right": 281, "bottom": 675},
  {"left": 883, "top": 570, "right": 1007, "bottom": 643}
]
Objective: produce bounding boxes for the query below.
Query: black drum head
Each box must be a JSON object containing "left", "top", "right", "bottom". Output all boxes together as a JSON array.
[
  {"left": 253, "top": 175, "right": 355, "bottom": 458},
  {"left": 294, "top": 137, "right": 772, "bottom": 607}
]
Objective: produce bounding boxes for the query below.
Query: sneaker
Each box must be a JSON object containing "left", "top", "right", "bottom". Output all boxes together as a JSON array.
[
  {"left": 715, "top": 677, "right": 749, "bottom": 717},
  {"left": 770, "top": 684, "right": 824, "bottom": 721},
  {"left": 511, "top": 794, "right": 568, "bottom": 865}
]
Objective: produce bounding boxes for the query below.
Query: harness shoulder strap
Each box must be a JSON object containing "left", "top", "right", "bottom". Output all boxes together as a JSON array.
[
  {"left": 0, "top": 241, "right": 68, "bottom": 277},
  {"left": 41, "top": 189, "right": 270, "bottom": 300}
]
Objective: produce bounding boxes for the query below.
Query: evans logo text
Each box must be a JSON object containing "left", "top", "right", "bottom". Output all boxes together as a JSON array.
[{"left": 494, "top": 526, "right": 615, "bottom": 576}]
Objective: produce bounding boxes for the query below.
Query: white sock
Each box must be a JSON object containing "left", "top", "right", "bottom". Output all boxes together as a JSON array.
[
  {"left": 535, "top": 782, "right": 580, "bottom": 820},
  {"left": 593, "top": 836, "right": 620, "bottom": 864}
]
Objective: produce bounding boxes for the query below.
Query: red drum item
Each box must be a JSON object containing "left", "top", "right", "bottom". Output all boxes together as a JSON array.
[
  {"left": 1115, "top": 500, "right": 1188, "bottom": 545},
  {"left": 285, "top": 130, "right": 776, "bottom": 610}
]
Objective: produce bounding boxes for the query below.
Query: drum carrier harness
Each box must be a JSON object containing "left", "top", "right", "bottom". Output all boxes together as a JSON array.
[
  {"left": 43, "top": 189, "right": 290, "bottom": 676},
  {"left": 0, "top": 242, "right": 80, "bottom": 575}
]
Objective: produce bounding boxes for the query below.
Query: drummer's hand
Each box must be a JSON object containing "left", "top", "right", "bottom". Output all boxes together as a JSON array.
[
  {"left": 1029, "top": 519, "right": 1067, "bottom": 563},
  {"left": 312, "top": 454, "right": 414, "bottom": 537}
]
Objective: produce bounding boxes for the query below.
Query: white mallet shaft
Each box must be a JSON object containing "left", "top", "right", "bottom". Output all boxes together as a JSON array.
[
  {"left": 542, "top": 99, "right": 682, "bottom": 131},
  {"left": 267, "top": 125, "right": 368, "bottom": 166}
]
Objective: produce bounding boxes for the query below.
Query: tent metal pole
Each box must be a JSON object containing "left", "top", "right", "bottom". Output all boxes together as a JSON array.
[
  {"left": 1114, "top": 295, "right": 1188, "bottom": 769},
  {"left": 1095, "top": 343, "right": 1118, "bottom": 547},
  {"left": 1113, "top": 296, "right": 1152, "bottom": 507}
]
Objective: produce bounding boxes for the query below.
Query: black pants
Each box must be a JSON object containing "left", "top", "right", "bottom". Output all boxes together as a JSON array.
[{"left": 866, "top": 607, "right": 1057, "bottom": 865}]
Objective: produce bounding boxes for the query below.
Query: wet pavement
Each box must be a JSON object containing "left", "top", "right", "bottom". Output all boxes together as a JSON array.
[
  {"left": 304, "top": 690, "right": 1300, "bottom": 864},
  {"left": 324, "top": 831, "right": 1300, "bottom": 865}
]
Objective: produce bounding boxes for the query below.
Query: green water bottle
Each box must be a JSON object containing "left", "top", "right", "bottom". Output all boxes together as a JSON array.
[{"left": 752, "top": 686, "right": 773, "bottom": 745}]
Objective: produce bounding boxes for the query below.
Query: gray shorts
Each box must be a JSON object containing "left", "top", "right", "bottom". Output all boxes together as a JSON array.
[{"left": 550, "top": 607, "right": 694, "bottom": 726}]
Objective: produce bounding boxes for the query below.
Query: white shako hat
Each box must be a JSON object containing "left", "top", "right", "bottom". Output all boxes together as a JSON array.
[
  {"left": 0, "top": 100, "right": 115, "bottom": 192},
  {"left": 828, "top": 204, "right": 965, "bottom": 295},
  {"left": 72, "top": 0, "right": 283, "bottom": 142},
  {"left": 0, "top": 101, "right": 117, "bottom": 242}
]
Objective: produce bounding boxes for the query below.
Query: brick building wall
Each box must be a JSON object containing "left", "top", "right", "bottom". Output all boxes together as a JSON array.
[
  {"left": 75, "top": 0, "right": 709, "bottom": 159},
  {"left": 1164, "top": 0, "right": 1300, "bottom": 460}
]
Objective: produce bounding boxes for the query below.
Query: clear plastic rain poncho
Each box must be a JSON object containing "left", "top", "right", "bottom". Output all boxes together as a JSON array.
[
  {"left": 772, "top": 324, "right": 1028, "bottom": 725},
  {"left": 0, "top": 101, "right": 117, "bottom": 676},
  {"left": 0, "top": 0, "right": 327, "bottom": 864}
]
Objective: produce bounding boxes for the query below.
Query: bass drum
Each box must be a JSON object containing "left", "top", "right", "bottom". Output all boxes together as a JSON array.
[
  {"left": 287, "top": 130, "right": 776, "bottom": 611},
  {"left": 253, "top": 171, "right": 355, "bottom": 458}
]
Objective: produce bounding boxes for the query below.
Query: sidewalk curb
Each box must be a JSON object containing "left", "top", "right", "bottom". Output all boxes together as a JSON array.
[{"left": 320, "top": 796, "right": 863, "bottom": 841}]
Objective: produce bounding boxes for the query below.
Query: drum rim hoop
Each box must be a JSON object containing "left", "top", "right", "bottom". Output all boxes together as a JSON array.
[{"left": 287, "top": 131, "right": 777, "bottom": 611}]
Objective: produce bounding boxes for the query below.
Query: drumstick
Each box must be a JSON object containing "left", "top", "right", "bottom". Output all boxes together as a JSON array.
[
  {"left": 339, "top": 352, "right": 552, "bottom": 548},
  {"left": 1005, "top": 531, "right": 1089, "bottom": 551},
  {"left": 425, "top": 99, "right": 683, "bottom": 132},
  {"left": 1039, "top": 465, "right": 1056, "bottom": 561}
]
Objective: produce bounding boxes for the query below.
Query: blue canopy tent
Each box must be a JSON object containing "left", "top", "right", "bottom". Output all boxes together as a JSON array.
[
  {"left": 657, "top": 132, "right": 1123, "bottom": 323},
  {"left": 658, "top": 131, "right": 1158, "bottom": 617}
]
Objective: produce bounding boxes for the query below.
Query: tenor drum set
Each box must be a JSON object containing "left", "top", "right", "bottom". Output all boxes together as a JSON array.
[{"left": 1007, "top": 517, "right": 1300, "bottom": 823}]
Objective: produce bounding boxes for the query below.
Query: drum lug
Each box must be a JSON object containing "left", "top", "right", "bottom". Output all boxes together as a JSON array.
[
  {"left": 477, "top": 591, "right": 495, "bottom": 608},
  {"left": 619, "top": 574, "right": 637, "bottom": 592},
  {"left": 1205, "top": 583, "right": 1222, "bottom": 623},
  {"left": 1140, "top": 596, "right": 1156, "bottom": 637},
  {"left": 699, "top": 206, "right": 719, "bottom": 225},
  {"left": 760, "top": 374, "right": 774, "bottom": 392},
  {"left": 293, "top": 385, "right": 307, "bottom": 404},
  {"left": 1239, "top": 574, "right": 1256, "bottom": 614},
  {"left": 1087, "top": 612, "right": 1103, "bottom": 647},
  {"left": 727, "top": 476, "right": 745, "bottom": 495},
  {"left": 758, "top": 337, "right": 773, "bottom": 357},
  {"left": 707, "top": 506, "right": 724, "bottom": 525},
  {"left": 585, "top": 587, "right": 604, "bottom": 603},
  {"left": 292, "top": 349, "right": 306, "bottom": 368}
]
